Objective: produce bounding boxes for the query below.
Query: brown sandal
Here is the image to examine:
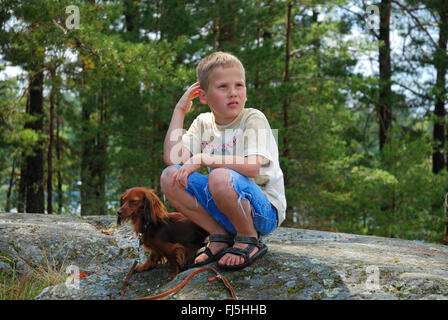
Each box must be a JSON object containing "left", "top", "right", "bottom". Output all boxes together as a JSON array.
[
  {"left": 217, "top": 235, "right": 268, "bottom": 271},
  {"left": 190, "top": 234, "right": 234, "bottom": 268}
]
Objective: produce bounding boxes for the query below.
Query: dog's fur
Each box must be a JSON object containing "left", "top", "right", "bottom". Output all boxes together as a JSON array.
[{"left": 117, "top": 187, "right": 207, "bottom": 279}]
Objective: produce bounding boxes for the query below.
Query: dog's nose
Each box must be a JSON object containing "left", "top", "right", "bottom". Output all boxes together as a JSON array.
[{"left": 117, "top": 210, "right": 123, "bottom": 216}]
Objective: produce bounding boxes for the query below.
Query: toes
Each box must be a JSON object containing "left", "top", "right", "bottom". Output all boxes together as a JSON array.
[
  {"left": 218, "top": 253, "right": 242, "bottom": 266},
  {"left": 218, "top": 254, "right": 229, "bottom": 266},
  {"left": 194, "top": 253, "right": 207, "bottom": 264},
  {"left": 218, "top": 244, "right": 259, "bottom": 267}
]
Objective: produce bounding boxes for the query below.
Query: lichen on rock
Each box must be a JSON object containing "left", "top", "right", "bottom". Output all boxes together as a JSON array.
[{"left": 1, "top": 212, "right": 448, "bottom": 300}]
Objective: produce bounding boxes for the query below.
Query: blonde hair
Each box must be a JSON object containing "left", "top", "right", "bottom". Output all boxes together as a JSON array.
[{"left": 196, "top": 52, "right": 245, "bottom": 91}]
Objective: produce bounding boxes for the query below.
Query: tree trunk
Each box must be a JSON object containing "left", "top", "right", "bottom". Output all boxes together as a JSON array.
[
  {"left": 47, "top": 67, "right": 56, "bottom": 214},
  {"left": 436, "top": 7, "right": 448, "bottom": 243},
  {"left": 217, "top": 0, "right": 236, "bottom": 47},
  {"left": 282, "top": 2, "right": 293, "bottom": 226},
  {"left": 24, "top": 70, "right": 45, "bottom": 213},
  {"left": 56, "top": 100, "right": 63, "bottom": 214},
  {"left": 17, "top": 151, "right": 26, "bottom": 213},
  {"left": 80, "top": 77, "right": 95, "bottom": 216},
  {"left": 95, "top": 89, "right": 107, "bottom": 215},
  {"left": 123, "top": 0, "right": 139, "bottom": 41},
  {"left": 433, "top": 8, "right": 448, "bottom": 173},
  {"left": 378, "top": 0, "right": 392, "bottom": 152},
  {"left": 282, "top": 1, "right": 292, "bottom": 160},
  {"left": 80, "top": 86, "right": 107, "bottom": 216},
  {"left": 5, "top": 159, "right": 15, "bottom": 212},
  {"left": 81, "top": 99, "right": 96, "bottom": 216}
]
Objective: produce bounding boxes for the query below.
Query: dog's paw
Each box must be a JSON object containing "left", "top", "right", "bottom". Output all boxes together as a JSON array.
[
  {"left": 134, "top": 264, "right": 150, "bottom": 272},
  {"left": 168, "top": 270, "right": 179, "bottom": 280},
  {"left": 174, "top": 245, "right": 187, "bottom": 267}
]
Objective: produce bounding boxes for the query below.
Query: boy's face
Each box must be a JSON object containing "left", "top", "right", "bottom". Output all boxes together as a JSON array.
[{"left": 199, "top": 66, "right": 247, "bottom": 125}]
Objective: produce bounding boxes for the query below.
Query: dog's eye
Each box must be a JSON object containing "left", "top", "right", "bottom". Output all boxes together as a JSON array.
[{"left": 129, "top": 200, "right": 138, "bottom": 205}]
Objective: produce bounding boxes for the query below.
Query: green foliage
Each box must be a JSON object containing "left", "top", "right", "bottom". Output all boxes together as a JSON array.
[{"left": 0, "top": 0, "right": 447, "bottom": 243}]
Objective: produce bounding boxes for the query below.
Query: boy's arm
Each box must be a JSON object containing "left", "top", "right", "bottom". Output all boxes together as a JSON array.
[
  {"left": 200, "top": 154, "right": 263, "bottom": 178},
  {"left": 163, "top": 83, "right": 200, "bottom": 165},
  {"left": 184, "top": 153, "right": 262, "bottom": 178},
  {"left": 175, "top": 153, "right": 263, "bottom": 189},
  {"left": 163, "top": 108, "right": 192, "bottom": 165}
]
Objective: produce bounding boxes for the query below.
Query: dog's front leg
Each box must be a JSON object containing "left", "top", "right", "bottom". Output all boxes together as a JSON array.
[
  {"left": 166, "top": 244, "right": 186, "bottom": 280},
  {"left": 134, "top": 250, "right": 161, "bottom": 272}
]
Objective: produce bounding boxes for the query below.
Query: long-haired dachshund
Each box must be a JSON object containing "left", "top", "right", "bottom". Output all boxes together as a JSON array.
[{"left": 117, "top": 187, "right": 208, "bottom": 279}]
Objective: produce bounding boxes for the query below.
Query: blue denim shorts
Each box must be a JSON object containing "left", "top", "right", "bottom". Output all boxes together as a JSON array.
[{"left": 163, "top": 164, "right": 278, "bottom": 236}]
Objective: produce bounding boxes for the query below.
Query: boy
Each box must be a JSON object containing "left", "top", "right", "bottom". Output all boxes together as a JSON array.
[{"left": 161, "top": 52, "right": 286, "bottom": 271}]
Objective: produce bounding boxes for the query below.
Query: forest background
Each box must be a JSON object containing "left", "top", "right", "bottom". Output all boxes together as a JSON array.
[{"left": 1, "top": 0, "right": 448, "bottom": 244}]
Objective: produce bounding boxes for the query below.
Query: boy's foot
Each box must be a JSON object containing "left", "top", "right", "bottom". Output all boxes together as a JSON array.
[
  {"left": 192, "top": 234, "right": 234, "bottom": 267},
  {"left": 217, "top": 235, "right": 268, "bottom": 270}
]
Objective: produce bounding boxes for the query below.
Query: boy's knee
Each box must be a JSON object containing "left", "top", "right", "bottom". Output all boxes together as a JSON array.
[
  {"left": 160, "top": 165, "right": 180, "bottom": 194},
  {"left": 208, "top": 168, "right": 233, "bottom": 197}
]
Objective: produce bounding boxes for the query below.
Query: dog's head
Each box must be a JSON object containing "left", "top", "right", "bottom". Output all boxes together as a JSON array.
[{"left": 116, "top": 187, "right": 167, "bottom": 234}]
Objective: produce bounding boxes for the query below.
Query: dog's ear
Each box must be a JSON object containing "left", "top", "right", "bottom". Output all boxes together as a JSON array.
[
  {"left": 117, "top": 197, "right": 124, "bottom": 226},
  {"left": 142, "top": 196, "right": 154, "bottom": 232}
]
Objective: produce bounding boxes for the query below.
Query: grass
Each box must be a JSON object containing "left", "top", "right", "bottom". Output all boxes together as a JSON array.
[{"left": 0, "top": 248, "right": 70, "bottom": 300}]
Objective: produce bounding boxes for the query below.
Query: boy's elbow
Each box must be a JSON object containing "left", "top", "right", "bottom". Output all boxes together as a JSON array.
[
  {"left": 163, "top": 154, "right": 178, "bottom": 166},
  {"left": 245, "top": 156, "right": 262, "bottom": 178},
  {"left": 164, "top": 158, "right": 182, "bottom": 166},
  {"left": 163, "top": 154, "right": 173, "bottom": 166},
  {"left": 163, "top": 154, "right": 188, "bottom": 166},
  {"left": 246, "top": 172, "right": 257, "bottom": 179},
  {"left": 247, "top": 164, "right": 261, "bottom": 178},
  {"left": 164, "top": 147, "right": 192, "bottom": 166}
]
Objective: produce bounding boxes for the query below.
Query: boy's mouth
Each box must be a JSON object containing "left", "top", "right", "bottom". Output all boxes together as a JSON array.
[{"left": 227, "top": 101, "right": 239, "bottom": 107}]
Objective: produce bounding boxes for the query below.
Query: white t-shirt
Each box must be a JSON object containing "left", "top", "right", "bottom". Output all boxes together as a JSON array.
[{"left": 182, "top": 108, "right": 287, "bottom": 226}]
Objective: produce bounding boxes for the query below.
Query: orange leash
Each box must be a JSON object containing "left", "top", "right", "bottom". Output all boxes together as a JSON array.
[
  {"left": 121, "top": 260, "right": 138, "bottom": 300},
  {"left": 121, "top": 263, "right": 238, "bottom": 300}
]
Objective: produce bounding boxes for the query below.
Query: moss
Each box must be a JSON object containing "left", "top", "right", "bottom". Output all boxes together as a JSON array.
[
  {"left": 286, "top": 283, "right": 306, "bottom": 296},
  {"left": 311, "top": 292, "right": 324, "bottom": 300},
  {"left": 125, "top": 247, "right": 136, "bottom": 258},
  {"left": 208, "top": 292, "right": 221, "bottom": 299},
  {"left": 0, "top": 252, "right": 14, "bottom": 268},
  {"left": 8, "top": 241, "right": 21, "bottom": 254},
  {"left": 273, "top": 280, "right": 284, "bottom": 289},
  {"left": 29, "top": 226, "right": 39, "bottom": 234}
]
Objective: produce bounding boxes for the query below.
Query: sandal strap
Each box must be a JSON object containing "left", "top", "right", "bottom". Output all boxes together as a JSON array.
[
  {"left": 222, "top": 244, "right": 257, "bottom": 260},
  {"left": 195, "top": 246, "right": 213, "bottom": 257},
  {"left": 234, "top": 235, "right": 259, "bottom": 246},
  {"left": 205, "top": 234, "right": 235, "bottom": 245}
]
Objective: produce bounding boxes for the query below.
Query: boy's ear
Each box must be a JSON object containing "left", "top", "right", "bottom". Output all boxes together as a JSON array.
[{"left": 198, "top": 89, "right": 207, "bottom": 105}]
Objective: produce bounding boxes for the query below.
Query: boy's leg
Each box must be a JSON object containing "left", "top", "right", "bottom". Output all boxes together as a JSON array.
[
  {"left": 160, "top": 165, "right": 230, "bottom": 263},
  {"left": 207, "top": 168, "right": 259, "bottom": 267}
]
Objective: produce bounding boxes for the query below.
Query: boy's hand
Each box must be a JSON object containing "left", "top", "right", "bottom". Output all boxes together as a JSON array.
[
  {"left": 175, "top": 82, "right": 201, "bottom": 114},
  {"left": 175, "top": 154, "right": 202, "bottom": 189}
]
